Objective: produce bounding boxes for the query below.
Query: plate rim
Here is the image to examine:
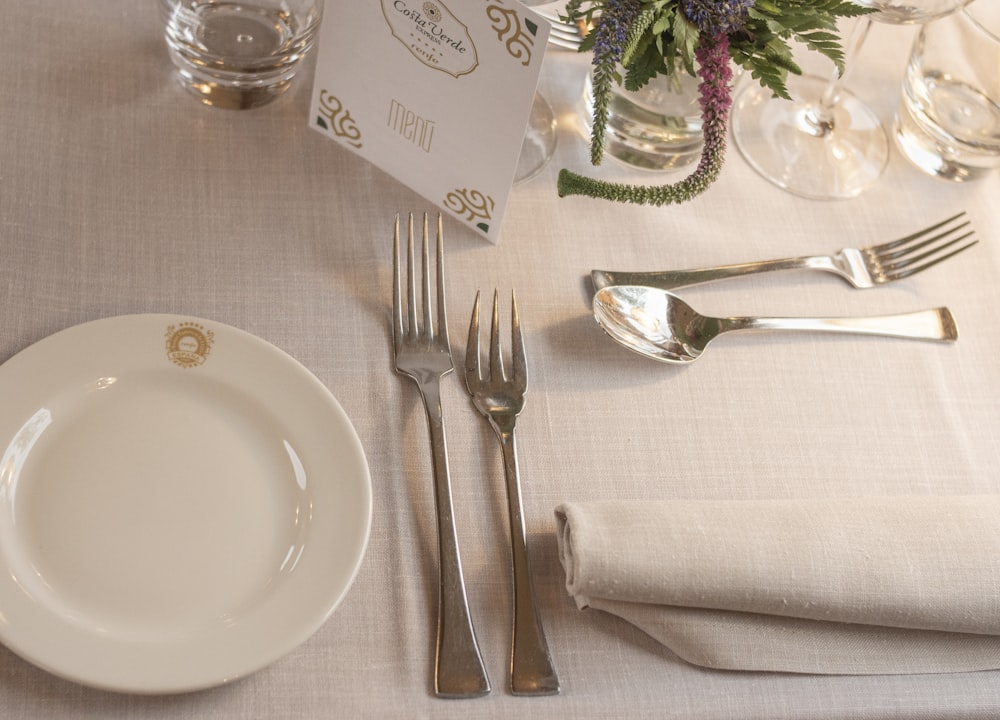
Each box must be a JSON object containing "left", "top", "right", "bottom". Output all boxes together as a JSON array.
[{"left": 0, "top": 314, "right": 373, "bottom": 693}]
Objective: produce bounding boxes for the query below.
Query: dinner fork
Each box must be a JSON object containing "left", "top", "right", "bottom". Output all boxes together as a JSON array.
[
  {"left": 464, "top": 290, "right": 560, "bottom": 696},
  {"left": 591, "top": 212, "right": 977, "bottom": 292},
  {"left": 392, "top": 213, "right": 491, "bottom": 699}
]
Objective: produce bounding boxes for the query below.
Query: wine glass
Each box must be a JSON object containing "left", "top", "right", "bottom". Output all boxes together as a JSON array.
[
  {"left": 730, "top": 0, "right": 976, "bottom": 200},
  {"left": 514, "top": 1, "right": 559, "bottom": 184},
  {"left": 516, "top": 92, "right": 557, "bottom": 183}
]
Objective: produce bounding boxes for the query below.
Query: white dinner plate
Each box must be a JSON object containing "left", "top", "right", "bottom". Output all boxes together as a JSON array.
[{"left": 0, "top": 315, "right": 372, "bottom": 693}]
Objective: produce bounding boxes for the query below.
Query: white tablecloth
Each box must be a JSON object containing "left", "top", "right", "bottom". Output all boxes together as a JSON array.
[{"left": 2, "top": 3, "right": 1000, "bottom": 718}]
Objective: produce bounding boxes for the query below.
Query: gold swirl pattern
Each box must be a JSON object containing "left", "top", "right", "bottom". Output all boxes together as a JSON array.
[
  {"left": 444, "top": 188, "right": 495, "bottom": 232},
  {"left": 485, "top": 4, "right": 535, "bottom": 67},
  {"left": 316, "top": 90, "right": 363, "bottom": 148}
]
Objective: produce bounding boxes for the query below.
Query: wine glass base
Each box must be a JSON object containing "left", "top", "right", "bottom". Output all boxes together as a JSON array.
[
  {"left": 731, "top": 74, "right": 889, "bottom": 200},
  {"left": 515, "top": 92, "right": 557, "bottom": 185}
]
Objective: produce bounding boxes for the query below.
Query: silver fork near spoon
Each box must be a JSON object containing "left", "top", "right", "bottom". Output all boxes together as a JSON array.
[{"left": 591, "top": 212, "right": 976, "bottom": 292}]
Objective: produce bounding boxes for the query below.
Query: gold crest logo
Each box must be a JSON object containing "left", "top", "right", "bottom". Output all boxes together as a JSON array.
[
  {"left": 381, "top": 0, "right": 479, "bottom": 77},
  {"left": 165, "top": 323, "right": 215, "bottom": 368},
  {"left": 422, "top": 1, "right": 442, "bottom": 21}
]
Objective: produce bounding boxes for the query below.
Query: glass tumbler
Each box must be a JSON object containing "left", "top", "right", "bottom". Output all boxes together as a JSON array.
[
  {"left": 895, "top": 2, "right": 1000, "bottom": 181},
  {"left": 160, "top": 0, "right": 323, "bottom": 109}
]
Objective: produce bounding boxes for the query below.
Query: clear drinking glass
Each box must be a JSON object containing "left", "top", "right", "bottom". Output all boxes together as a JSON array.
[
  {"left": 160, "top": 0, "right": 323, "bottom": 109},
  {"left": 730, "top": 0, "right": 975, "bottom": 200},
  {"left": 517, "top": 91, "right": 558, "bottom": 183},
  {"left": 515, "top": 1, "right": 558, "bottom": 183},
  {"left": 894, "top": 2, "right": 1000, "bottom": 181}
]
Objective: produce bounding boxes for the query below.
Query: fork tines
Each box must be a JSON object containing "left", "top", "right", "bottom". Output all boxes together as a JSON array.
[
  {"left": 393, "top": 212, "right": 449, "bottom": 348},
  {"left": 465, "top": 290, "right": 526, "bottom": 393},
  {"left": 869, "top": 211, "right": 978, "bottom": 282}
]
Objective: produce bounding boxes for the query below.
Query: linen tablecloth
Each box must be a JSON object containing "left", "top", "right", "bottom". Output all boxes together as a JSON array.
[{"left": 2, "top": 3, "right": 1000, "bottom": 718}]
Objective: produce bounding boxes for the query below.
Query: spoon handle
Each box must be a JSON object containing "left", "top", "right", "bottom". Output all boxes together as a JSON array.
[{"left": 726, "top": 307, "right": 957, "bottom": 342}]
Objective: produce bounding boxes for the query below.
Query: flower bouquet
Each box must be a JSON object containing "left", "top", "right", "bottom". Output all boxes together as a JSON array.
[{"left": 557, "top": 0, "right": 876, "bottom": 205}]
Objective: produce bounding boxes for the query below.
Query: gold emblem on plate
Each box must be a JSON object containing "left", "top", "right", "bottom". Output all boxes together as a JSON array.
[{"left": 165, "top": 322, "right": 215, "bottom": 368}]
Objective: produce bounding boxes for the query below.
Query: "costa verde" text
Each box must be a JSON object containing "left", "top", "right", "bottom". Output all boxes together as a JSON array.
[{"left": 391, "top": 1, "right": 469, "bottom": 53}]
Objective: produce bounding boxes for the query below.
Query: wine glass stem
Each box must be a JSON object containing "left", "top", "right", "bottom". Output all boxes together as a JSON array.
[{"left": 807, "top": 17, "right": 874, "bottom": 134}]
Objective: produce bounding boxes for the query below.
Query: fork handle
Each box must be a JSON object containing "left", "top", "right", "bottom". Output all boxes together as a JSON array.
[
  {"left": 591, "top": 256, "right": 834, "bottom": 291},
  {"left": 420, "top": 379, "right": 491, "bottom": 699},
  {"left": 497, "top": 428, "right": 560, "bottom": 696}
]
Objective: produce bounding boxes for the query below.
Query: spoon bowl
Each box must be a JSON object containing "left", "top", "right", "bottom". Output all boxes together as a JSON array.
[{"left": 592, "top": 285, "right": 957, "bottom": 364}]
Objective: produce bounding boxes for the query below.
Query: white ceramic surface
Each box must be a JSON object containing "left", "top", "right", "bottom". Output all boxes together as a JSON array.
[{"left": 0, "top": 315, "right": 372, "bottom": 693}]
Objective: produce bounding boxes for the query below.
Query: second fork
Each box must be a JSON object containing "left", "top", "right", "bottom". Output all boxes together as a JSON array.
[
  {"left": 465, "top": 290, "right": 560, "bottom": 696},
  {"left": 591, "top": 212, "right": 976, "bottom": 291}
]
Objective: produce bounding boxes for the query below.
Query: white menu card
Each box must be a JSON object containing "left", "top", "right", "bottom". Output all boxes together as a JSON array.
[{"left": 309, "top": 0, "right": 551, "bottom": 243}]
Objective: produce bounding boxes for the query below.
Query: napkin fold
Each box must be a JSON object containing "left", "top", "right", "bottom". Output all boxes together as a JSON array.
[{"left": 555, "top": 496, "right": 1000, "bottom": 674}]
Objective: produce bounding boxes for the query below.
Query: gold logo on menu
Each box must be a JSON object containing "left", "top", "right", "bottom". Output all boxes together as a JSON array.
[
  {"left": 165, "top": 322, "right": 215, "bottom": 368},
  {"left": 422, "top": 1, "right": 442, "bottom": 22},
  {"left": 381, "top": 0, "right": 479, "bottom": 77}
]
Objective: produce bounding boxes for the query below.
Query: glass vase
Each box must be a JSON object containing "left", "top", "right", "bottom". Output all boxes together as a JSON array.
[{"left": 582, "top": 64, "right": 703, "bottom": 171}]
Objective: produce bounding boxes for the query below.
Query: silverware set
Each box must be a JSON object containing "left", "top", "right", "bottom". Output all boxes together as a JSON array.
[
  {"left": 391, "top": 208, "right": 977, "bottom": 693},
  {"left": 392, "top": 214, "right": 559, "bottom": 698},
  {"left": 591, "top": 213, "right": 978, "bottom": 363}
]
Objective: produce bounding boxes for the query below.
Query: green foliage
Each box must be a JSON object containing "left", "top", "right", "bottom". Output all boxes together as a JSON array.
[
  {"left": 588, "top": 60, "right": 618, "bottom": 165},
  {"left": 732, "top": 0, "right": 875, "bottom": 98},
  {"left": 565, "top": 0, "right": 876, "bottom": 99},
  {"left": 557, "top": 1, "right": 876, "bottom": 206},
  {"left": 621, "top": 5, "right": 658, "bottom": 65}
]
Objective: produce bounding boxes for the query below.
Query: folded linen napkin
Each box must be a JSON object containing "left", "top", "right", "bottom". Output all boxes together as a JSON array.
[{"left": 555, "top": 496, "right": 1000, "bottom": 674}]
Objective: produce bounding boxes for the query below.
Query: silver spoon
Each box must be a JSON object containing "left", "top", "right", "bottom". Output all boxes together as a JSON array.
[{"left": 592, "top": 285, "right": 958, "bottom": 364}]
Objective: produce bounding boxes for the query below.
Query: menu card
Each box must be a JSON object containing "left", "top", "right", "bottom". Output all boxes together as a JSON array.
[{"left": 309, "top": 0, "right": 551, "bottom": 243}]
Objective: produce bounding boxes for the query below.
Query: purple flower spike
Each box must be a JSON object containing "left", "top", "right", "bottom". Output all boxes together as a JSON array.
[
  {"left": 558, "top": 31, "right": 736, "bottom": 206},
  {"left": 682, "top": 0, "right": 753, "bottom": 35},
  {"left": 587, "top": 0, "right": 643, "bottom": 165}
]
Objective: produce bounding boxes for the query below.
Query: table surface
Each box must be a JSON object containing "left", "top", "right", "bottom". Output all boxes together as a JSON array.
[{"left": 3, "top": 3, "right": 1000, "bottom": 719}]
